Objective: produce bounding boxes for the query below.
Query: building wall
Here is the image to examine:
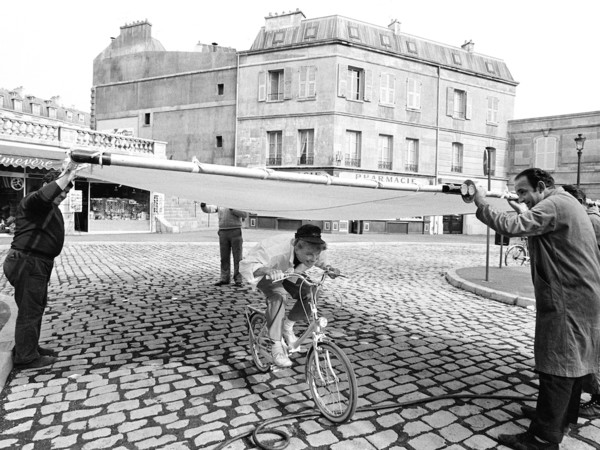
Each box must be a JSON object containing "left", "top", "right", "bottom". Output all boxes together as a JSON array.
[{"left": 508, "top": 110, "right": 600, "bottom": 199}]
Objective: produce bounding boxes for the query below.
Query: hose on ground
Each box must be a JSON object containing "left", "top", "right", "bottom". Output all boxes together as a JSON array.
[{"left": 213, "top": 393, "right": 534, "bottom": 450}]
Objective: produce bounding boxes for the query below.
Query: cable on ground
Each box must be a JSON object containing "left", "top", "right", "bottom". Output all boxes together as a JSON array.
[{"left": 213, "top": 392, "right": 534, "bottom": 450}]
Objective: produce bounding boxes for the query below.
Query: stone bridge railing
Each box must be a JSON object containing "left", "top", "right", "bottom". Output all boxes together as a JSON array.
[{"left": 0, "top": 113, "right": 166, "bottom": 159}]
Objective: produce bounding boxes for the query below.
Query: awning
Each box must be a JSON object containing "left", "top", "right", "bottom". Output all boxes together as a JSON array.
[
  {"left": 0, "top": 142, "right": 67, "bottom": 170},
  {"left": 73, "top": 150, "right": 513, "bottom": 220}
]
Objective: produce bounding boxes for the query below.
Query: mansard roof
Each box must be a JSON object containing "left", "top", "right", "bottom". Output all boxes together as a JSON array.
[{"left": 249, "top": 15, "right": 516, "bottom": 85}]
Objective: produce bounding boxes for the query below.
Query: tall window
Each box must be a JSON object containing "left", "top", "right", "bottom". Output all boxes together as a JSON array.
[
  {"left": 405, "top": 139, "right": 419, "bottom": 171},
  {"left": 407, "top": 78, "right": 421, "bottom": 110},
  {"left": 535, "top": 136, "right": 557, "bottom": 170},
  {"left": 451, "top": 143, "right": 463, "bottom": 173},
  {"left": 345, "top": 131, "right": 361, "bottom": 167},
  {"left": 268, "top": 70, "right": 284, "bottom": 101},
  {"left": 299, "top": 66, "right": 316, "bottom": 99},
  {"left": 379, "top": 73, "right": 395, "bottom": 105},
  {"left": 268, "top": 131, "right": 283, "bottom": 165},
  {"left": 48, "top": 107, "right": 57, "bottom": 119},
  {"left": 66, "top": 111, "right": 73, "bottom": 121},
  {"left": 298, "top": 129, "right": 314, "bottom": 165},
  {"left": 348, "top": 68, "right": 363, "bottom": 101},
  {"left": 31, "top": 103, "right": 41, "bottom": 115},
  {"left": 12, "top": 99, "right": 22, "bottom": 112},
  {"left": 487, "top": 97, "right": 499, "bottom": 124},
  {"left": 453, "top": 90, "right": 466, "bottom": 119},
  {"left": 378, "top": 135, "right": 393, "bottom": 169}
]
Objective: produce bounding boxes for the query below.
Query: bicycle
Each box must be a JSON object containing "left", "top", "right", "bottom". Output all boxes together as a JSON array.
[
  {"left": 245, "top": 269, "right": 358, "bottom": 423},
  {"left": 504, "top": 237, "right": 530, "bottom": 266}
]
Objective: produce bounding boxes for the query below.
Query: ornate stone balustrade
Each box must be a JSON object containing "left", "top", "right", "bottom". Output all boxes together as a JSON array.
[{"left": 0, "top": 113, "right": 166, "bottom": 159}]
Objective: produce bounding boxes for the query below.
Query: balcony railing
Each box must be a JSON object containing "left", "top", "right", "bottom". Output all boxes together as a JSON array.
[
  {"left": 298, "top": 155, "right": 314, "bottom": 165},
  {"left": 451, "top": 165, "right": 463, "bottom": 173},
  {"left": 0, "top": 113, "right": 165, "bottom": 158},
  {"left": 404, "top": 163, "right": 418, "bottom": 172},
  {"left": 378, "top": 161, "right": 392, "bottom": 170},
  {"left": 267, "top": 157, "right": 282, "bottom": 166},
  {"left": 268, "top": 93, "right": 283, "bottom": 102},
  {"left": 344, "top": 156, "right": 361, "bottom": 167}
]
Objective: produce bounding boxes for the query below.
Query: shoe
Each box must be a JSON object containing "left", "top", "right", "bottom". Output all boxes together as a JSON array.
[
  {"left": 234, "top": 281, "right": 243, "bottom": 287},
  {"left": 214, "top": 281, "right": 229, "bottom": 287},
  {"left": 282, "top": 328, "right": 304, "bottom": 353},
  {"left": 497, "top": 432, "right": 558, "bottom": 450},
  {"left": 271, "top": 348, "right": 292, "bottom": 368},
  {"left": 13, "top": 355, "right": 58, "bottom": 370},
  {"left": 38, "top": 347, "right": 59, "bottom": 357},
  {"left": 579, "top": 399, "right": 600, "bottom": 418}
]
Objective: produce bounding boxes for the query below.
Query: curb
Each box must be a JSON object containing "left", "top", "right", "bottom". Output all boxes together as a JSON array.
[
  {"left": 0, "top": 295, "right": 16, "bottom": 391},
  {"left": 445, "top": 269, "right": 535, "bottom": 309}
]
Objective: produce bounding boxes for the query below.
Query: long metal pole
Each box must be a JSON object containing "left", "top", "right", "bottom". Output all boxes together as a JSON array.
[
  {"left": 485, "top": 149, "right": 491, "bottom": 282},
  {"left": 577, "top": 150, "right": 582, "bottom": 188}
]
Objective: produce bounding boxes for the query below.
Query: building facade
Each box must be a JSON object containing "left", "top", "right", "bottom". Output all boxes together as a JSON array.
[
  {"left": 508, "top": 111, "right": 600, "bottom": 200},
  {"left": 92, "top": 12, "right": 519, "bottom": 234}
]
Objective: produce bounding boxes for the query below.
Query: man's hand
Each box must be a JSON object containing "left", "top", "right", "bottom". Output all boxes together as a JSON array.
[
  {"left": 473, "top": 184, "right": 488, "bottom": 207},
  {"left": 265, "top": 268, "right": 285, "bottom": 281}
]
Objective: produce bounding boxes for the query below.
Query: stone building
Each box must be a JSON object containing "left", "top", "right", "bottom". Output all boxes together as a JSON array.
[
  {"left": 92, "top": 12, "right": 519, "bottom": 234},
  {"left": 508, "top": 111, "right": 600, "bottom": 200}
]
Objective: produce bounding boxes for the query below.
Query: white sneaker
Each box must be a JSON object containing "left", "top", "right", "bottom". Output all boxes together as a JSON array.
[
  {"left": 283, "top": 329, "right": 304, "bottom": 353},
  {"left": 271, "top": 348, "right": 292, "bottom": 368}
]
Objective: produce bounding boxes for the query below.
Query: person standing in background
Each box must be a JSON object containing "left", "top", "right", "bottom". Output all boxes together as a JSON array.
[{"left": 200, "top": 203, "right": 248, "bottom": 287}]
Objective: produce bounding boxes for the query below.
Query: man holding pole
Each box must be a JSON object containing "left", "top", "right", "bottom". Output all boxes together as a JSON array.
[{"left": 471, "top": 168, "right": 600, "bottom": 449}]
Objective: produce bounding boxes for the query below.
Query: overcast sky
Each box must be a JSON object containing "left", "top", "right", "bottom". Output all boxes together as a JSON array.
[{"left": 2, "top": 0, "right": 598, "bottom": 119}]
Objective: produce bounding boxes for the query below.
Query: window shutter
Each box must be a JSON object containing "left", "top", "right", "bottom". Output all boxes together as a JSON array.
[
  {"left": 308, "top": 66, "right": 316, "bottom": 98},
  {"left": 299, "top": 67, "right": 307, "bottom": 99},
  {"left": 465, "top": 91, "right": 472, "bottom": 120},
  {"left": 337, "top": 64, "right": 347, "bottom": 97},
  {"left": 364, "top": 69, "right": 373, "bottom": 102},
  {"left": 390, "top": 75, "right": 396, "bottom": 105},
  {"left": 379, "top": 74, "right": 386, "bottom": 104},
  {"left": 258, "top": 71, "right": 266, "bottom": 101},
  {"left": 283, "top": 67, "right": 292, "bottom": 100},
  {"left": 446, "top": 87, "right": 454, "bottom": 116}
]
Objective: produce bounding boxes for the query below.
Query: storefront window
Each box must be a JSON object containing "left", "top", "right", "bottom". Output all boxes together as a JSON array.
[{"left": 90, "top": 183, "right": 149, "bottom": 221}]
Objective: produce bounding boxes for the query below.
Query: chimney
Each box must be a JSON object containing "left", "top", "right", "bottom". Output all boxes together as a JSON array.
[
  {"left": 388, "top": 19, "right": 401, "bottom": 35},
  {"left": 118, "top": 20, "right": 153, "bottom": 46},
  {"left": 461, "top": 40, "right": 474, "bottom": 52},
  {"left": 265, "top": 9, "right": 305, "bottom": 32}
]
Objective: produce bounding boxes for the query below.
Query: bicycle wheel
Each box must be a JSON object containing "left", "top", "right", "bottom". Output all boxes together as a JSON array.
[
  {"left": 248, "top": 313, "right": 271, "bottom": 372},
  {"left": 305, "top": 341, "right": 358, "bottom": 423},
  {"left": 505, "top": 245, "right": 528, "bottom": 266}
]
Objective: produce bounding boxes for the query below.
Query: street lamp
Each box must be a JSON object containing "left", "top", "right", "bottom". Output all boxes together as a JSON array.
[{"left": 575, "top": 133, "right": 586, "bottom": 188}]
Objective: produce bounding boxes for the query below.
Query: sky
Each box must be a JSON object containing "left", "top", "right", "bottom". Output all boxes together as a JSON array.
[{"left": 2, "top": 0, "right": 598, "bottom": 119}]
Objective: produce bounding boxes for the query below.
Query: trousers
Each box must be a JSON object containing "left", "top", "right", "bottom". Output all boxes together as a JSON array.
[
  {"left": 530, "top": 371, "right": 584, "bottom": 443},
  {"left": 218, "top": 228, "right": 243, "bottom": 283},
  {"left": 3, "top": 249, "right": 54, "bottom": 364}
]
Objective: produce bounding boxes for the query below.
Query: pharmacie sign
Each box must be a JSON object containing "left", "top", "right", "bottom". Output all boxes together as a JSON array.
[
  {"left": 338, "top": 171, "right": 432, "bottom": 187},
  {"left": 0, "top": 154, "right": 57, "bottom": 169}
]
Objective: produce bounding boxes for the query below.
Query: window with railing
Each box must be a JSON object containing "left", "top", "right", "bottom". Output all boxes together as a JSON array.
[
  {"left": 451, "top": 142, "right": 463, "bottom": 173},
  {"left": 267, "top": 131, "right": 282, "bottom": 166},
  {"left": 378, "top": 134, "right": 393, "bottom": 170},
  {"left": 405, "top": 138, "right": 418, "bottom": 172},
  {"left": 298, "top": 129, "right": 314, "bottom": 165},
  {"left": 345, "top": 131, "right": 361, "bottom": 167}
]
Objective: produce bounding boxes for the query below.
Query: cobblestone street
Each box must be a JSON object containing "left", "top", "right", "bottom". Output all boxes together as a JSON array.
[{"left": 0, "top": 240, "right": 599, "bottom": 449}]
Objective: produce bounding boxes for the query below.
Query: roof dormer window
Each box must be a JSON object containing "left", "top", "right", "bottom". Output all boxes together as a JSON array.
[
  {"left": 304, "top": 25, "right": 318, "bottom": 40},
  {"left": 452, "top": 53, "right": 462, "bottom": 65},
  {"left": 485, "top": 62, "right": 495, "bottom": 74},
  {"left": 273, "top": 31, "right": 285, "bottom": 45},
  {"left": 348, "top": 25, "right": 360, "bottom": 40},
  {"left": 380, "top": 34, "right": 392, "bottom": 48},
  {"left": 406, "top": 41, "right": 418, "bottom": 54}
]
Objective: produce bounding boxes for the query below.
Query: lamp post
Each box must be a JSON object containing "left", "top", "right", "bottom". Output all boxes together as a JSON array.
[{"left": 575, "top": 133, "right": 586, "bottom": 188}]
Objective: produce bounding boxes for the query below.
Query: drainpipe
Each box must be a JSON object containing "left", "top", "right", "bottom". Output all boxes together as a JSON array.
[{"left": 234, "top": 52, "right": 240, "bottom": 167}]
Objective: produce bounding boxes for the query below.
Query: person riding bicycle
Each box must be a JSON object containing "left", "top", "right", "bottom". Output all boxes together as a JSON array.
[{"left": 239, "top": 224, "right": 340, "bottom": 368}]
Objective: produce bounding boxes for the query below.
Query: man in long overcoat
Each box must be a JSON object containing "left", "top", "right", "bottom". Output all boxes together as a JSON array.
[{"left": 472, "top": 168, "right": 600, "bottom": 450}]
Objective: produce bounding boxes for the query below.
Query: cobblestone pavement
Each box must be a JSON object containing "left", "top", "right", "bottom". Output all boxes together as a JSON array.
[{"left": 0, "top": 241, "right": 599, "bottom": 450}]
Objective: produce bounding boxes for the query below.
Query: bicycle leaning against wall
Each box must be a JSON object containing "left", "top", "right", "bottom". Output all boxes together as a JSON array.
[
  {"left": 245, "top": 269, "right": 358, "bottom": 423},
  {"left": 504, "top": 237, "right": 530, "bottom": 266}
]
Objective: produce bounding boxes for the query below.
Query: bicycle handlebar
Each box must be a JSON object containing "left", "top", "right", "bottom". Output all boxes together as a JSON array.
[{"left": 266, "top": 268, "right": 344, "bottom": 283}]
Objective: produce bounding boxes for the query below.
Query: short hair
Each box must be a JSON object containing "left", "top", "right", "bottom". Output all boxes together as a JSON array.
[
  {"left": 294, "top": 238, "right": 327, "bottom": 252},
  {"left": 515, "top": 168, "right": 555, "bottom": 189},
  {"left": 42, "top": 170, "right": 61, "bottom": 184},
  {"left": 562, "top": 184, "right": 586, "bottom": 203}
]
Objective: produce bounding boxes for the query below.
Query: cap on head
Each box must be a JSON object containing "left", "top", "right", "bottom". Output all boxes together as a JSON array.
[
  {"left": 295, "top": 224, "right": 325, "bottom": 244},
  {"left": 42, "top": 170, "right": 60, "bottom": 184}
]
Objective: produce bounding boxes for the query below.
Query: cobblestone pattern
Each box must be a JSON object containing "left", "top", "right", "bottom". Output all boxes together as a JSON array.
[{"left": 0, "top": 242, "right": 599, "bottom": 449}]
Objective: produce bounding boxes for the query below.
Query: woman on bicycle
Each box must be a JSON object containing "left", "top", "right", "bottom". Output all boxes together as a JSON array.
[{"left": 239, "top": 224, "right": 340, "bottom": 368}]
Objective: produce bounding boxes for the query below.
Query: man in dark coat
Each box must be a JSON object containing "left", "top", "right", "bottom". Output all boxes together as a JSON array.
[
  {"left": 4, "top": 167, "right": 78, "bottom": 369},
  {"left": 473, "top": 168, "right": 600, "bottom": 450}
]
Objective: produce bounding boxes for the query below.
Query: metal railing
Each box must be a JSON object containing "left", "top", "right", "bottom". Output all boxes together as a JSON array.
[
  {"left": 344, "top": 156, "right": 361, "bottom": 167},
  {"left": 404, "top": 163, "right": 418, "bottom": 172},
  {"left": 267, "top": 157, "right": 282, "bottom": 166},
  {"left": 378, "top": 161, "right": 392, "bottom": 170},
  {"left": 298, "top": 155, "right": 314, "bottom": 165}
]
